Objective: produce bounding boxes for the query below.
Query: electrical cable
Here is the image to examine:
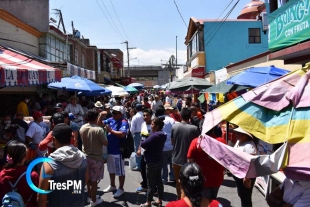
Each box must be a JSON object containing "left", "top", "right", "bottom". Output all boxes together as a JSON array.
[
  {"left": 109, "top": 0, "right": 130, "bottom": 41},
  {"left": 99, "top": 0, "right": 126, "bottom": 41},
  {"left": 203, "top": 0, "right": 235, "bottom": 40},
  {"left": 205, "top": 0, "right": 240, "bottom": 46},
  {"left": 95, "top": 0, "right": 124, "bottom": 42},
  {"left": 173, "top": 0, "right": 187, "bottom": 28}
]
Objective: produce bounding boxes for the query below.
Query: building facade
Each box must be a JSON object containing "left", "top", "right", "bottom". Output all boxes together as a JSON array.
[{"left": 268, "top": 0, "right": 310, "bottom": 66}]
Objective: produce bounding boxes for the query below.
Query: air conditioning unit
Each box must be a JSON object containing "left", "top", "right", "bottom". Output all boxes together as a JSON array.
[{"left": 262, "top": 12, "right": 269, "bottom": 32}]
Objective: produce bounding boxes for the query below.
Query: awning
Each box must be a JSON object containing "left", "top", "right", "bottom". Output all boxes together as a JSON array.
[{"left": 0, "top": 46, "right": 61, "bottom": 86}]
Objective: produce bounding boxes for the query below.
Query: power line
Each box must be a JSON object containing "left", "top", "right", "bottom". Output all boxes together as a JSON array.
[
  {"left": 95, "top": 0, "right": 123, "bottom": 42},
  {"left": 99, "top": 0, "right": 125, "bottom": 41},
  {"left": 203, "top": 0, "right": 235, "bottom": 39},
  {"left": 205, "top": 0, "right": 240, "bottom": 46},
  {"left": 109, "top": 0, "right": 130, "bottom": 41},
  {"left": 173, "top": 0, "right": 187, "bottom": 28}
]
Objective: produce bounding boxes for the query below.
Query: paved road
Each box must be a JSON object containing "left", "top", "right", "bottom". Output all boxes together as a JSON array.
[{"left": 84, "top": 161, "right": 269, "bottom": 207}]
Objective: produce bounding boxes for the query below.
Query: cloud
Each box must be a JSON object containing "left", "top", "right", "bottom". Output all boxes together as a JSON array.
[{"left": 123, "top": 48, "right": 187, "bottom": 66}]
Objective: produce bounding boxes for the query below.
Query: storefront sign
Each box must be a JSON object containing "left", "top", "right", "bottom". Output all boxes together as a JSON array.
[
  {"left": 66, "top": 63, "right": 95, "bottom": 80},
  {"left": 269, "top": 0, "right": 310, "bottom": 51},
  {"left": 214, "top": 68, "right": 228, "bottom": 84},
  {"left": 191, "top": 67, "right": 205, "bottom": 78}
]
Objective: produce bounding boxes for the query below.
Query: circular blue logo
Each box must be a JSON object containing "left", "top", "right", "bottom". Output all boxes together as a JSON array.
[{"left": 26, "top": 157, "right": 53, "bottom": 194}]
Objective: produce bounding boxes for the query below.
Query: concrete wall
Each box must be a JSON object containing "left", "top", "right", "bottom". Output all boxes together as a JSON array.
[
  {"left": 0, "top": 18, "right": 39, "bottom": 55},
  {"left": 204, "top": 20, "right": 269, "bottom": 72},
  {"left": 0, "top": 0, "right": 49, "bottom": 32},
  {"left": 227, "top": 56, "right": 301, "bottom": 77}
]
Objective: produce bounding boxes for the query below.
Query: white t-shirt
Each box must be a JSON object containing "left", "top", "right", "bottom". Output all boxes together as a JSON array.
[
  {"left": 234, "top": 140, "right": 257, "bottom": 155},
  {"left": 163, "top": 115, "right": 175, "bottom": 151},
  {"left": 26, "top": 122, "right": 47, "bottom": 157},
  {"left": 151, "top": 100, "right": 163, "bottom": 112},
  {"left": 140, "top": 122, "right": 152, "bottom": 155}
]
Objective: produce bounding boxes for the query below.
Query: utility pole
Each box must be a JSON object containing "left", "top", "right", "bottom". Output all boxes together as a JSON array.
[
  {"left": 122, "top": 41, "right": 136, "bottom": 77},
  {"left": 176, "top": 36, "right": 178, "bottom": 71}
]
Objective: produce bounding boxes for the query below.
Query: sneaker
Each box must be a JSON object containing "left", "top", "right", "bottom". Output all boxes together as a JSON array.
[
  {"left": 136, "top": 186, "right": 147, "bottom": 193},
  {"left": 132, "top": 166, "right": 141, "bottom": 171},
  {"left": 113, "top": 189, "right": 125, "bottom": 198},
  {"left": 90, "top": 198, "right": 103, "bottom": 207},
  {"left": 103, "top": 185, "right": 117, "bottom": 193},
  {"left": 87, "top": 195, "right": 100, "bottom": 203}
]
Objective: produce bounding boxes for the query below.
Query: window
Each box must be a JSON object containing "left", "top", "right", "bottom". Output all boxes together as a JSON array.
[
  {"left": 81, "top": 53, "right": 85, "bottom": 68},
  {"left": 75, "top": 49, "right": 78, "bottom": 65},
  {"left": 249, "top": 28, "right": 261, "bottom": 44}
]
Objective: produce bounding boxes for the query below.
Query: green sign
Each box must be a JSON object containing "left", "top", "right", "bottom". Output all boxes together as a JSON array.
[{"left": 269, "top": 0, "right": 310, "bottom": 51}]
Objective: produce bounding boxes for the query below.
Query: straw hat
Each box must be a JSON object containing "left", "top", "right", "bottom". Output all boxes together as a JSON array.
[
  {"left": 94, "top": 101, "right": 103, "bottom": 108},
  {"left": 232, "top": 127, "right": 253, "bottom": 138}
]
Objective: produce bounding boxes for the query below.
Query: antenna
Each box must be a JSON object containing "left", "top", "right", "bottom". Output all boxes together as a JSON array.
[{"left": 53, "top": 9, "right": 66, "bottom": 34}]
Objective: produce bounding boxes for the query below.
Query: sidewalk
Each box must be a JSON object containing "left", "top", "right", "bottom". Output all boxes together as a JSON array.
[{"left": 85, "top": 161, "right": 269, "bottom": 207}]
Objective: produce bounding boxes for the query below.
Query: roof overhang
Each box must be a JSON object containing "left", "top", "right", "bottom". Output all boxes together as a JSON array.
[{"left": 269, "top": 40, "right": 310, "bottom": 65}]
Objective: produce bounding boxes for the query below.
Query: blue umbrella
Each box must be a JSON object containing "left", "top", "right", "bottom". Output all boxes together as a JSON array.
[
  {"left": 48, "top": 76, "right": 111, "bottom": 94},
  {"left": 226, "top": 66, "right": 290, "bottom": 87},
  {"left": 128, "top": 82, "right": 144, "bottom": 90}
]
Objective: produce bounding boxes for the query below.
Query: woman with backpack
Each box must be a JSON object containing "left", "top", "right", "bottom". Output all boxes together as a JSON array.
[{"left": 0, "top": 140, "right": 39, "bottom": 207}]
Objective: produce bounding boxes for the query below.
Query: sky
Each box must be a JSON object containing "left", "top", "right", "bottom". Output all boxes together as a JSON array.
[{"left": 50, "top": 0, "right": 251, "bottom": 66}]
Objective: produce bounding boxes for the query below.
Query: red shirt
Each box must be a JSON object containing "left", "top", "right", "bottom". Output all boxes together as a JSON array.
[
  {"left": 187, "top": 137, "right": 227, "bottom": 188},
  {"left": 0, "top": 166, "right": 39, "bottom": 207},
  {"left": 166, "top": 198, "right": 222, "bottom": 207},
  {"left": 143, "top": 101, "right": 151, "bottom": 109},
  {"left": 39, "top": 131, "right": 75, "bottom": 155}
]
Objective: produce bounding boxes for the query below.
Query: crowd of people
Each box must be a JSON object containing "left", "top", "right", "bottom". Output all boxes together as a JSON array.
[{"left": 0, "top": 91, "right": 308, "bottom": 207}]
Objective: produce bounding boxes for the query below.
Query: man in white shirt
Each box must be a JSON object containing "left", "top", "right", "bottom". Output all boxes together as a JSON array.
[
  {"left": 26, "top": 111, "right": 47, "bottom": 163},
  {"left": 151, "top": 95, "right": 163, "bottom": 113},
  {"left": 155, "top": 105, "right": 175, "bottom": 184},
  {"left": 130, "top": 104, "right": 145, "bottom": 171}
]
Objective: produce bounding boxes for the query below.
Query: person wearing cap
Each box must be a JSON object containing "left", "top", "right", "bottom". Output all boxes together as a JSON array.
[
  {"left": 25, "top": 111, "right": 47, "bottom": 160},
  {"left": 54, "top": 103, "right": 64, "bottom": 113},
  {"left": 64, "top": 96, "right": 84, "bottom": 128},
  {"left": 151, "top": 95, "right": 163, "bottom": 113},
  {"left": 37, "top": 123, "right": 88, "bottom": 207},
  {"left": 16, "top": 96, "right": 29, "bottom": 117},
  {"left": 232, "top": 127, "right": 257, "bottom": 207},
  {"left": 130, "top": 104, "right": 144, "bottom": 171},
  {"left": 80, "top": 109, "right": 108, "bottom": 206},
  {"left": 98, "top": 105, "right": 129, "bottom": 198}
]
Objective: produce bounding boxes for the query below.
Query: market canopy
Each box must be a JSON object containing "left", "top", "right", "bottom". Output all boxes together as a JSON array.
[
  {"left": 124, "top": 85, "right": 139, "bottom": 94},
  {"left": 0, "top": 46, "right": 61, "bottom": 86},
  {"left": 168, "top": 77, "right": 213, "bottom": 92},
  {"left": 48, "top": 76, "right": 110, "bottom": 94},
  {"left": 202, "top": 65, "right": 310, "bottom": 180},
  {"left": 200, "top": 80, "right": 248, "bottom": 93},
  {"left": 128, "top": 82, "right": 144, "bottom": 90},
  {"left": 106, "top": 85, "right": 129, "bottom": 97},
  {"left": 226, "top": 65, "right": 290, "bottom": 87}
]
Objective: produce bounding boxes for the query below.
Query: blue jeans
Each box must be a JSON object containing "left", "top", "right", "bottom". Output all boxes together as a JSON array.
[
  {"left": 134, "top": 133, "right": 142, "bottom": 169},
  {"left": 162, "top": 150, "right": 175, "bottom": 181}
]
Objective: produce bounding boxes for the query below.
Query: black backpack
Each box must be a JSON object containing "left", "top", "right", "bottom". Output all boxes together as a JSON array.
[{"left": 119, "top": 122, "right": 134, "bottom": 159}]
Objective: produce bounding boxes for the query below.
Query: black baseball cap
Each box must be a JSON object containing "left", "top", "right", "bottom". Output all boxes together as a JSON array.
[
  {"left": 54, "top": 103, "right": 63, "bottom": 109},
  {"left": 52, "top": 112, "right": 64, "bottom": 125},
  {"left": 52, "top": 123, "right": 72, "bottom": 141}
]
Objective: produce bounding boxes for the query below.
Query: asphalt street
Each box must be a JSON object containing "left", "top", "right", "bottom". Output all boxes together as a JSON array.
[{"left": 84, "top": 160, "right": 269, "bottom": 207}]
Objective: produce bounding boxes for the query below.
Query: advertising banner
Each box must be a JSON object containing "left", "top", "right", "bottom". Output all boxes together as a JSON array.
[
  {"left": 66, "top": 63, "right": 96, "bottom": 80},
  {"left": 191, "top": 67, "right": 205, "bottom": 78},
  {"left": 269, "top": 0, "right": 310, "bottom": 51}
]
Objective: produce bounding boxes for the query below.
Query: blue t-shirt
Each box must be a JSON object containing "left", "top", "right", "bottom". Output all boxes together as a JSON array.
[{"left": 104, "top": 118, "right": 129, "bottom": 155}]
